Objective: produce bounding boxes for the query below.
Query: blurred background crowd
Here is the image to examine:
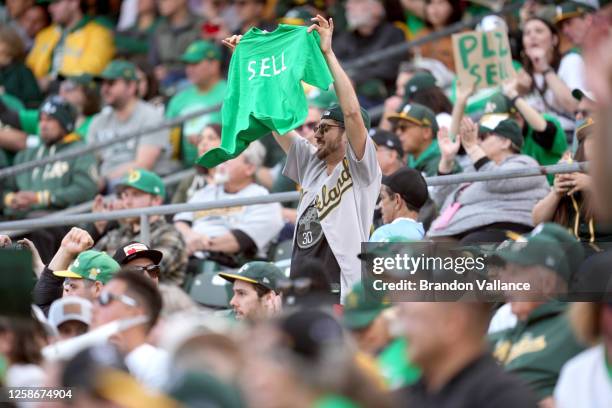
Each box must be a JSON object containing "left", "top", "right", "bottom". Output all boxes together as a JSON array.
[{"left": 0, "top": 0, "right": 612, "bottom": 407}]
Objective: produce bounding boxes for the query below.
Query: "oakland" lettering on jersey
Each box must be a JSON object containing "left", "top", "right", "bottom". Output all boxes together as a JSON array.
[
  {"left": 247, "top": 52, "right": 287, "bottom": 80},
  {"left": 315, "top": 158, "right": 353, "bottom": 220}
]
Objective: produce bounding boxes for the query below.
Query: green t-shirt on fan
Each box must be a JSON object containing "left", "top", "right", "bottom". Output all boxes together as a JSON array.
[
  {"left": 166, "top": 80, "right": 226, "bottom": 166},
  {"left": 523, "top": 113, "right": 567, "bottom": 185},
  {"left": 198, "top": 24, "right": 334, "bottom": 168}
]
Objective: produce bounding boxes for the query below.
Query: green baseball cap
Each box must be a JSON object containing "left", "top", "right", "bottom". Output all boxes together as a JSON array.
[
  {"left": 388, "top": 103, "right": 439, "bottom": 135},
  {"left": 403, "top": 71, "right": 436, "bottom": 101},
  {"left": 495, "top": 223, "right": 584, "bottom": 282},
  {"left": 308, "top": 88, "right": 338, "bottom": 109},
  {"left": 483, "top": 92, "right": 517, "bottom": 115},
  {"left": 54, "top": 250, "right": 120, "bottom": 284},
  {"left": 218, "top": 261, "right": 285, "bottom": 292},
  {"left": 181, "top": 40, "right": 222, "bottom": 63},
  {"left": 491, "top": 119, "right": 523, "bottom": 150},
  {"left": 98, "top": 60, "right": 138, "bottom": 81},
  {"left": 278, "top": 7, "right": 315, "bottom": 26},
  {"left": 572, "top": 88, "right": 596, "bottom": 102},
  {"left": 343, "top": 283, "right": 388, "bottom": 330},
  {"left": 39, "top": 95, "right": 77, "bottom": 133},
  {"left": 116, "top": 168, "right": 165, "bottom": 197},
  {"left": 554, "top": 1, "right": 596, "bottom": 24},
  {"left": 320, "top": 104, "right": 371, "bottom": 130}
]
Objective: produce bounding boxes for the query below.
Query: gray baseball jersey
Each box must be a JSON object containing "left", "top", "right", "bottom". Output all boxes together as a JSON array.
[{"left": 283, "top": 135, "right": 381, "bottom": 301}]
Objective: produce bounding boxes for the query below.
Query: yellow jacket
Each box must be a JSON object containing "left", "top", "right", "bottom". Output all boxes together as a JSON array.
[{"left": 27, "top": 17, "right": 115, "bottom": 78}]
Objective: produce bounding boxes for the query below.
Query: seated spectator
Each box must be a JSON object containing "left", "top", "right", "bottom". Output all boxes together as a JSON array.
[
  {"left": 2, "top": 96, "right": 98, "bottom": 219},
  {"left": 533, "top": 117, "right": 612, "bottom": 244},
  {"left": 387, "top": 102, "right": 457, "bottom": 176},
  {"left": 429, "top": 119, "right": 549, "bottom": 243},
  {"left": 491, "top": 223, "right": 586, "bottom": 405},
  {"left": 0, "top": 25, "right": 42, "bottom": 108},
  {"left": 114, "top": 0, "right": 160, "bottom": 62},
  {"left": 415, "top": 0, "right": 464, "bottom": 72},
  {"left": 371, "top": 167, "right": 428, "bottom": 242},
  {"left": 235, "top": 0, "right": 274, "bottom": 34},
  {"left": 11, "top": 2, "right": 49, "bottom": 52},
  {"left": 47, "top": 296, "right": 92, "bottom": 341},
  {"left": 94, "top": 169, "right": 188, "bottom": 286},
  {"left": 172, "top": 123, "right": 222, "bottom": 204},
  {"left": 381, "top": 62, "right": 426, "bottom": 129},
  {"left": 149, "top": 0, "right": 203, "bottom": 91},
  {"left": 554, "top": 302, "right": 612, "bottom": 407},
  {"left": 519, "top": 17, "right": 584, "bottom": 134},
  {"left": 371, "top": 128, "right": 404, "bottom": 176},
  {"left": 166, "top": 40, "right": 226, "bottom": 167},
  {"left": 26, "top": 0, "right": 115, "bottom": 91},
  {"left": 87, "top": 60, "right": 172, "bottom": 191},
  {"left": 112, "top": 241, "right": 163, "bottom": 285},
  {"left": 4, "top": 0, "right": 36, "bottom": 49},
  {"left": 174, "top": 142, "right": 284, "bottom": 263},
  {"left": 401, "top": 71, "right": 453, "bottom": 129},
  {"left": 396, "top": 301, "right": 537, "bottom": 407},
  {"left": 454, "top": 83, "right": 568, "bottom": 184},
  {"left": 398, "top": 0, "right": 427, "bottom": 39},
  {"left": 218, "top": 261, "right": 285, "bottom": 321},
  {"left": 91, "top": 269, "right": 168, "bottom": 389},
  {"left": 0, "top": 317, "right": 46, "bottom": 388},
  {"left": 333, "top": 0, "right": 406, "bottom": 103},
  {"left": 554, "top": 1, "right": 596, "bottom": 51}
]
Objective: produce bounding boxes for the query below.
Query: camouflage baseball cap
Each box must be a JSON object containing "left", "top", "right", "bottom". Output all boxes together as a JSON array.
[
  {"left": 388, "top": 103, "right": 439, "bottom": 135},
  {"left": 181, "top": 40, "right": 222, "bottom": 63},
  {"left": 116, "top": 168, "right": 165, "bottom": 197},
  {"left": 218, "top": 261, "right": 285, "bottom": 292},
  {"left": 495, "top": 223, "right": 584, "bottom": 282},
  {"left": 98, "top": 60, "right": 138, "bottom": 81},
  {"left": 54, "top": 250, "right": 120, "bottom": 284},
  {"left": 343, "top": 283, "right": 388, "bottom": 330}
]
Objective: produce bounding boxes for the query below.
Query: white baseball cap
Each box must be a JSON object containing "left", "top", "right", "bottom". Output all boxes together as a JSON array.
[{"left": 48, "top": 296, "right": 93, "bottom": 330}]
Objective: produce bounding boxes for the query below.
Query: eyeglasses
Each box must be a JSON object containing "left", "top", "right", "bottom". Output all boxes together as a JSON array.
[
  {"left": 574, "top": 110, "right": 589, "bottom": 118},
  {"left": 313, "top": 123, "right": 344, "bottom": 135},
  {"left": 98, "top": 291, "right": 138, "bottom": 307},
  {"left": 394, "top": 123, "right": 418, "bottom": 133},
  {"left": 125, "top": 264, "right": 160, "bottom": 280}
]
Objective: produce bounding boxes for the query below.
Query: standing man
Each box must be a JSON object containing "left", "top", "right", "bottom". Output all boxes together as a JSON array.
[
  {"left": 166, "top": 40, "right": 226, "bottom": 167},
  {"left": 224, "top": 15, "right": 382, "bottom": 300},
  {"left": 87, "top": 60, "right": 171, "bottom": 191}
]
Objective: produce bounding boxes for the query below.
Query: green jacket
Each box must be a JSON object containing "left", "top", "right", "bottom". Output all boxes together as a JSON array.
[
  {"left": 489, "top": 301, "right": 584, "bottom": 400},
  {"left": 2, "top": 133, "right": 99, "bottom": 217}
]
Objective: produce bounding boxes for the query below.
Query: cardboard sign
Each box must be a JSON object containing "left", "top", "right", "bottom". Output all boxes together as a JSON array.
[{"left": 452, "top": 30, "right": 515, "bottom": 90}]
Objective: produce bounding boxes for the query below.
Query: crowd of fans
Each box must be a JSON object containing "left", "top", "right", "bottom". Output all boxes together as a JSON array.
[{"left": 0, "top": 0, "right": 611, "bottom": 407}]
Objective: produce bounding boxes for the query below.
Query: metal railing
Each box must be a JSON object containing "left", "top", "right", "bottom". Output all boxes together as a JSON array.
[
  {"left": 0, "top": 161, "right": 587, "bottom": 244},
  {"left": 0, "top": 1, "right": 521, "bottom": 179}
]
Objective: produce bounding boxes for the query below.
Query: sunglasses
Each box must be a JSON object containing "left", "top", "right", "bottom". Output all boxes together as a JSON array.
[
  {"left": 574, "top": 110, "right": 589, "bottom": 118},
  {"left": 98, "top": 291, "right": 138, "bottom": 307},
  {"left": 394, "top": 123, "right": 419, "bottom": 133},
  {"left": 126, "top": 264, "right": 160, "bottom": 279},
  {"left": 314, "top": 123, "right": 344, "bottom": 135}
]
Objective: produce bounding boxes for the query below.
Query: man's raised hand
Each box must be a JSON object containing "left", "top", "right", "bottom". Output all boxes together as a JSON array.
[
  {"left": 222, "top": 35, "right": 242, "bottom": 51},
  {"left": 307, "top": 15, "right": 334, "bottom": 55},
  {"left": 60, "top": 227, "right": 94, "bottom": 256}
]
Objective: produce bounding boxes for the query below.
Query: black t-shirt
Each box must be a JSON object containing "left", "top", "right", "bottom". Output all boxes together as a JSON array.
[
  {"left": 395, "top": 354, "right": 538, "bottom": 408},
  {"left": 291, "top": 202, "right": 341, "bottom": 286}
]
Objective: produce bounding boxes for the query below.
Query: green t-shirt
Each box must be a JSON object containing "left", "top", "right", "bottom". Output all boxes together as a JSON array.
[
  {"left": 166, "top": 80, "right": 226, "bottom": 166},
  {"left": 198, "top": 24, "right": 333, "bottom": 168},
  {"left": 523, "top": 113, "right": 568, "bottom": 185}
]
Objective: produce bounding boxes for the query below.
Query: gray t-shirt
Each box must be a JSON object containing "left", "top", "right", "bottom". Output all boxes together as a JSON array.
[
  {"left": 283, "top": 136, "right": 381, "bottom": 301},
  {"left": 87, "top": 101, "right": 171, "bottom": 179},
  {"left": 173, "top": 182, "right": 284, "bottom": 257}
]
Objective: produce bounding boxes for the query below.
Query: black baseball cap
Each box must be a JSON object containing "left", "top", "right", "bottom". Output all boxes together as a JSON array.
[
  {"left": 492, "top": 119, "right": 523, "bottom": 151},
  {"left": 370, "top": 128, "right": 404, "bottom": 158},
  {"left": 382, "top": 167, "right": 429, "bottom": 211},
  {"left": 112, "top": 241, "right": 163, "bottom": 265}
]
